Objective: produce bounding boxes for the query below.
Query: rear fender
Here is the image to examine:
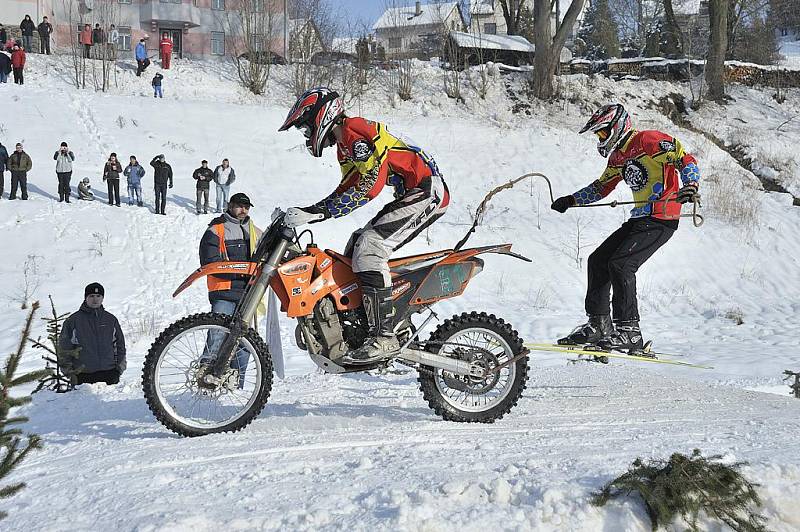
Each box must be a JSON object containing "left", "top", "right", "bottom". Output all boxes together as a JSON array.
[{"left": 173, "top": 262, "right": 259, "bottom": 298}]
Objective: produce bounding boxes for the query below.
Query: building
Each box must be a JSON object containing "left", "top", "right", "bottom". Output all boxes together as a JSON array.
[
  {"left": 1, "top": 0, "right": 289, "bottom": 60},
  {"left": 467, "top": 0, "right": 507, "bottom": 36},
  {"left": 373, "top": 1, "right": 466, "bottom": 59}
]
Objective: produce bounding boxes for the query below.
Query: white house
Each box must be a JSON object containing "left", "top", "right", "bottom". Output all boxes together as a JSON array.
[
  {"left": 373, "top": 1, "right": 466, "bottom": 58},
  {"left": 468, "top": 0, "right": 507, "bottom": 36}
]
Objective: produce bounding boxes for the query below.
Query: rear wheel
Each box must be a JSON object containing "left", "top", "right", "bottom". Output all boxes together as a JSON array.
[
  {"left": 142, "top": 313, "right": 273, "bottom": 437},
  {"left": 418, "top": 312, "right": 528, "bottom": 423}
]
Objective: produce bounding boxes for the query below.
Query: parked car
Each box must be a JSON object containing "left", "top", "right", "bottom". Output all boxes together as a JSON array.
[
  {"left": 238, "top": 51, "right": 287, "bottom": 65},
  {"left": 310, "top": 51, "right": 357, "bottom": 66}
]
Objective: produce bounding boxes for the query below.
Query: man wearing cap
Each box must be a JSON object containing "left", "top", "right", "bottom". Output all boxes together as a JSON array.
[
  {"left": 58, "top": 283, "right": 127, "bottom": 385},
  {"left": 53, "top": 141, "right": 75, "bottom": 203},
  {"left": 192, "top": 159, "right": 214, "bottom": 214},
  {"left": 8, "top": 142, "right": 32, "bottom": 200},
  {"left": 150, "top": 153, "right": 173, "bottom": 215},
  {"left": 199, "top": 193, "right": 261, "bottom": 380}
]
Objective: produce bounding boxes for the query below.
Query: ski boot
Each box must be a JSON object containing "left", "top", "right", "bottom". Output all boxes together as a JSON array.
[
  {"left": 349, "top": 286, "right": 400, "bottom": 363},
  {"left": 596, "top": 320, "right": 646, "bottom": 354},
  {"left": 557, "top": 314, "right": 613, "bottom": 346}
]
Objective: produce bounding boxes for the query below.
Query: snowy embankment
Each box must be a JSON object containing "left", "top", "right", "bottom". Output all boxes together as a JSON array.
[{"left": 2, "top": 54, "right": 800, "bottom": 530}]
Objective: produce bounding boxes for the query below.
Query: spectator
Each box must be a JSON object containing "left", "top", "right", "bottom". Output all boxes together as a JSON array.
[
  {"left": 103, "top": 152, "right": 123, "bottom": 206},
  {"left": 150, "top": 154, "right": 173, "bottom": 215},
  {"left": 37, "top": 16, "right": 52, "bottom": 55},
  {"left": 92, "top": 24, "right": 105, "bottom": 58},
  {"left": 53, "top": 141, "right": 76, "bottom": 203},
  {"left": 0, "top": 141, "right": 7, "bottom": 198},
  {"left": 78, "top": 177, "right": 94, "bottom": 201},
  {"left": 135, "top": 38, "right": 149, "bottom": 76},
  {"left": 193, "top": 159, "right": 214, "bottom": 214},
  {"left": 151, "top": 72, "right": 163, "bottom": 98},
  {"left": 80, "top": 24, "right": 92, "bottom": 59},
  {"left": 11, "top": 44, "right": 25, "bottom": 85},
  {"left": 199, "top": 193, "right": 261, "bottom": 385},
  {"left": 213, "top": 158, "right": 236, "bottom": 213},
  {"left": 159, "top": 32, "right": 173, "bottom": 69},
  {"left": 0, "top": 25, "right": 7, "bottom": 47},
  {"left": 0, "top": 49, "right": 10, "bottom": 83},
  {"left": 20, "top": 15, "right": 35, "bottom": 53},
  {"left": 123, "top": 155, "right": 145, "bottom": 206},
  {"left": 107, "top": 24, "right": 118, "bottom": 60},
  {"left": 58, "top": 283, "right": 126, "bottom": 386},
  {"left": 8, "top": 143, "right": 31, "bottom": 200}
]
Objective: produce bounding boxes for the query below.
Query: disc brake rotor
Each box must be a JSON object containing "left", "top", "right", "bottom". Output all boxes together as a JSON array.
[{"left": 442, "top": 347, "right": 500, "bottom": 394}]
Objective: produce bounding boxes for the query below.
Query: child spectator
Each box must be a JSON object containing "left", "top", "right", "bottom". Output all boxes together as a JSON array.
[
  {"left": 152, "top": 72, "right": 163, "bottom": 98},
  {"left": 78, "top": 178, "right": 94, "bottom": 201},
  {"left": 11, "top": 44, "right": 25, "bottom": 85}
]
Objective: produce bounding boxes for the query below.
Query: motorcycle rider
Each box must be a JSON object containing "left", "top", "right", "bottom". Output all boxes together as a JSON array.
[
  {"left": 279, "top": 87, "right": 450, "bottom": 362},
  {"left": 551, "top": 103, "right": 701, "bottom": 352}
]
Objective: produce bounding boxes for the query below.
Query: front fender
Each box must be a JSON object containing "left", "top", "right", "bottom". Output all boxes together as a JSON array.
[{"left": 173, "top": 261, "right": 259, "bottom": 297}]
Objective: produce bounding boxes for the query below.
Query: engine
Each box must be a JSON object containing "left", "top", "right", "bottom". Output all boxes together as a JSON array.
[{"left": 296, "top": 297, "right": 368, "bottom": 362}]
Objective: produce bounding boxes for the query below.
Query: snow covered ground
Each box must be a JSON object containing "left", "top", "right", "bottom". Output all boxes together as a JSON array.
[{"left": 2, "top": 54, "right": 800, "bottom": 530}]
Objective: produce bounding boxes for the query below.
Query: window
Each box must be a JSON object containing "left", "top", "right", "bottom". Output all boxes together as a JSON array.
[
  {"left": 160, "top": 0, "right": 181, "bottom": 3},
  {"left": 252, "top": 0, "right": 264, "bottom": 12},
  {"left": 212, "top": 0, "right": 225, "bottom": 10},
  {"left": 118, "top": 26, "right": 131, "bottom": 51},
  {"left": 211, "top": 31, "right": 225, "bottom": 55},
  {"left": 118, "top": 0, "right": 132, "bottom": 4},
  {"left": 388, "top": 36, "right": 401, "bottom": 49},
  {"left": 484, "top": 23, "right": 497, "bottom": 35},
  {"left": 250, "top": 34, "right": 265, "bottom": 52}
]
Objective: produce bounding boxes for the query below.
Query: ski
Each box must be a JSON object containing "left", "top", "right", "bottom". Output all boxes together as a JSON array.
[{"left": 523, "top": 343, "right": 714, "bottom": 369}]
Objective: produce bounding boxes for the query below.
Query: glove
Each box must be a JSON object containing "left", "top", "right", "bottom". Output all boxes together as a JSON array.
[
  {"left": 285, "top": 205, "right": 329, "bottom": 228},
  {"left": 169, "top": 184, "right": 173, "bottom": 189},
  {"left": 676, "top": 184, "right": 698, "bottom": 204},
  {"left": 551, "top": 195, "right": 575, "bottom": 213}
]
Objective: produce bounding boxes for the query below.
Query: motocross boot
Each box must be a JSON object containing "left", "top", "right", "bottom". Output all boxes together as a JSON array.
[
  {"left": 557, "top": 314, "right": 613, "bottom": 345},
  {"left": 596, "top": 320, "right": 644, "bottom": 353},
  {"left": 350, "top": 286, "right": 400, "bottom": 362}
]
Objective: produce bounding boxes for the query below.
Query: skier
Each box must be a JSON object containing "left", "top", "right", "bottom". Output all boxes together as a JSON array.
[
  {"left": 279, "top": 87, "right": 449, "bottom": 362},
  {"left": 551, "top": 103, "right": 701, "bottom": 352}
]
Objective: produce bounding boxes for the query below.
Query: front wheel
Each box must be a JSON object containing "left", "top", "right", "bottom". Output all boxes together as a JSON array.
[
  {"left": 418, "top": 312, "right": 528, "bottom": 423},
  {"left": 142, "top": 312, "right": 273, "bottom": 437}
]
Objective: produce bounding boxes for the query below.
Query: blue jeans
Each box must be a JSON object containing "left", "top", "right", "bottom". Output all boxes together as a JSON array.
[
  {"left": 22, "top": 35, "right": 33, "bottom": 52},
  {"left": 215, "top": 183, "right": 230, "bottom": 212},
  {"left": 128, "top": 184, "right": 142, "bottom": 204},
  {"left": 204, "top": 299, "right": 249, "bottom": 387},
  {"left": 154, "top": 86, "right": 162, "bottom": 98},
  {"left": 0, "top": 71, "right": 7, "bottom": 83}
]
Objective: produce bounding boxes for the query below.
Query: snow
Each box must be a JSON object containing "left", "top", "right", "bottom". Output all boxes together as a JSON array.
[
  {"left": 779, "top": 37, "right": 800, "bottom": 69},
  {"left": 373, "top": 1, "right": 461, "bottom": 30},
  {"left": 2, "top": 53, "right": 800, "bottom": 530},
  {"left": 450, "top": 31, "right": 534, "bottom": 53}
]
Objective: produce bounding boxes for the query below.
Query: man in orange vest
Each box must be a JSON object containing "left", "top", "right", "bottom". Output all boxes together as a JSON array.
[{"left": 159, "top": 33, "right": 173, "bottom": 69}]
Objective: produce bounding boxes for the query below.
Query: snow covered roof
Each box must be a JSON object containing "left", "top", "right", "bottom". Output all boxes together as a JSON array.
[
  {"left": 674, "top": 0, "right": 701, "bottom": 15},
  {"left": 469, "top": 0, "right": 495, "bottom": 15},
  {"left": 450, "top": 31, "right": 534, "bottom": 53},
  {"left": 373, "top": 1, "right": 461, "bottom": 30}
]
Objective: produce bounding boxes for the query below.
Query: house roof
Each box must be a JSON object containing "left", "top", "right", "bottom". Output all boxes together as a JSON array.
[
  {"left": 674, "top": 0, "right": 701, "bottom": 15},
  {"left": 373, "top": 1, "right": 461, "bottom": 30},
  {"left": 469, "top": 0, "right": 495, "bottom": 15},
  {"left": 450, "top": 30, "right": 573, "bottom": 62}
]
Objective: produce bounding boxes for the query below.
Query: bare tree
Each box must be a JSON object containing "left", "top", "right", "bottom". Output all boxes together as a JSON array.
[
  {"left": 532, "top": 0, "right": 586, "bottom": 100},
  {"left": 706, "top": 0, "right": 728, "bottom": 100},
  {"left": 89, "top": 0, "right": 120, "bottom": 92},
  {"left": 221, "top": 0, "right": 280, "bottom": 95},
  {"left": 498, "top": 0, "right": 529, "bottom": 35},
  {"left": 287, "top": 0, "right": 336, "bottom": 97},
  {"left": 380, "top": 0, "right": 420, "bottom": 100},
  {"left": 61, "top": 0, "right": 88, "bottom": 89}
]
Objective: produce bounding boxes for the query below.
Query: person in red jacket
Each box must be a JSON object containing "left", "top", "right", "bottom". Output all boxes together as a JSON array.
[
  {"left": 279, "top": 87, "right": 449, "bottom": 362},
  {"left": 11, "top": 44, "right": 25, "bottom": 85},
  {"left": 159, "top": 33, "right": 173, "bottom": 69},
  {"left": 79, "top": 24, "right": 92, "bottom": 58},
  {"left": 551, "top": 103, "right": 701, "bottom": 352}
]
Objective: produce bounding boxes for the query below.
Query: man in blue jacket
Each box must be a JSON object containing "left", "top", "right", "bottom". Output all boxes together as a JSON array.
[
  {"left": 58, "top": 283, "right": 127, "bottom": 385},
  {"left": 135, "top": 38, "right": 148, "bottom": 77}
]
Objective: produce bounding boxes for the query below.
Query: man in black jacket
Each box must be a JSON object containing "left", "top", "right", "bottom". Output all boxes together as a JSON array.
[
  {"left": 103, "top": 152, "right": 123, "bottom": 206},
  {"left": 192, "top": 159, "right": 214, "bottom": 214},
  {"left": 58, "top": 283, "right": 126, "bottom": 385},
  {"left": 150, "top": 154, "right": 173, "bottom": 215},
  {"left": 20, "top": 16, "right": 35, "bottom": 52},
  {"left": 0, "top": 141, "right": 7, "bottom": 198},
  {"left": 37, "top": 17, "right": 52, "bottom": 55}
]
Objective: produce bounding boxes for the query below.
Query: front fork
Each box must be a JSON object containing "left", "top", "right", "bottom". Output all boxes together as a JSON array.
[{"left": 203, "top": 234, "right": 291, "bottom": 386}]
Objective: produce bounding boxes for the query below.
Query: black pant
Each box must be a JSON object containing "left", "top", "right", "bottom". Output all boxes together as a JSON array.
[
  {"left": 39, "top": 34, "right": 51, "bottom": 54},
  {"left": 585, "top": 217, "right": 675, "bottom": 322},
  {"left": 10, "top": 172, "right": 27, "bottom": 199},
  {"left": 154, "top": 184, "right": 167, "bottom": 213},
  {"left": 84, "top": 44, "right": 91, "bottom": 58},
  {"left": 0, "top": 171, "right": 4, "bottom": 196},
  {"left": 12, "top": 67, "right": 23, "bottom": 84},
  {"left": 106, "top": 178, "right": 120, "bottom": 205},
  {"left": 57, "top": 171, "right": 72, "bottom": 199},
  {"left": 77, "top": 369, "right": 120, "bottom": 385}
]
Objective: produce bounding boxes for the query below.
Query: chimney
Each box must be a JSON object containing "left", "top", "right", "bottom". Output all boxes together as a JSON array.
[{"left": 415, "top": 1, "right": 422, "bottom": 16}]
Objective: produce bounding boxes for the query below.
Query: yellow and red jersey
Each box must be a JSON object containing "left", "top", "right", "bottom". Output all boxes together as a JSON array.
[
  {"left": 572, "top": 130, "right": 700, "bottom": 221},
  {"left": 317, "top": 117, "right": 449, "bottom": 218}
]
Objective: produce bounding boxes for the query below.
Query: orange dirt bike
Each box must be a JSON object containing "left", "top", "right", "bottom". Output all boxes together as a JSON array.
[{"left": 142, "top": 209, "right": 531, "bottom": 437}]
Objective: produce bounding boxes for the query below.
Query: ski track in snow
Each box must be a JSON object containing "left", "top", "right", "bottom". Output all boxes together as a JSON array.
[{"left": 1, "top": 54, "right": 800, "bottom": 530}]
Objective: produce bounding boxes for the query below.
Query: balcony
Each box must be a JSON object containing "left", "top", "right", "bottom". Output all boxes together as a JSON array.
[{"left": 140, "top": 2, "right": 202, "bottom": 28}]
